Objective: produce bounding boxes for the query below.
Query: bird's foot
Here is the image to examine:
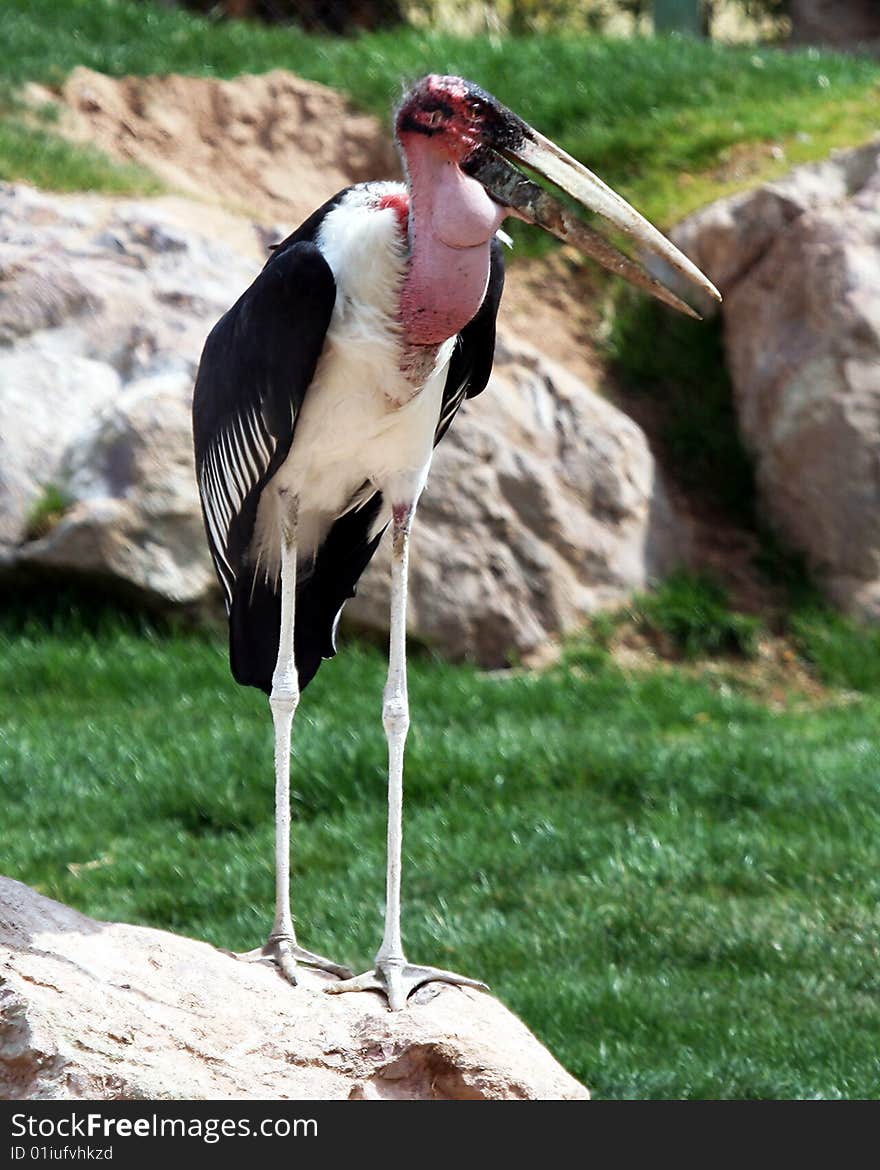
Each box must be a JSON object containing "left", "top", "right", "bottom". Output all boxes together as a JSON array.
[
  {"left": 232, "top": 934, "right": 353, "bottom": 985},
  {"left": 325, "top": 956, "right": 488, "bottom": 1011}
]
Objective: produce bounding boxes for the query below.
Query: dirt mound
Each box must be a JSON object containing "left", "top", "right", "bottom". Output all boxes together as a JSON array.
[{"left": 53, "top": 66, "right": 400, "bottom": 226}]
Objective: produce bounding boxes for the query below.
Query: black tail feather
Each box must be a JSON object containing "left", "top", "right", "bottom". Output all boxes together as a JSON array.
[
  {"left": 229, "top": 493, "right": 385, "bottom": 695},
  {"left": 229, "top": 573, "right": 280, "bottom": 695}
]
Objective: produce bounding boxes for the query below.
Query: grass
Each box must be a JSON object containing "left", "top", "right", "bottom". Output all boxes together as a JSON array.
[
  {"left": 4, "top": 610, "right": 880, "bottom": 1099},
  {"left": 630, "top": 571, "right": 762, "bottom": 659},
  {"left": 753, "top": 540, "right": 880, "bottom": 694},
  {"left": 2, "top": 0, "right": 880, "bottom": 231},
  {"left": 23, "top": 483, "right": 74, "bottom": 542},
  {"left": 792, "top": 608, "right": 880, "bottom": 695}
]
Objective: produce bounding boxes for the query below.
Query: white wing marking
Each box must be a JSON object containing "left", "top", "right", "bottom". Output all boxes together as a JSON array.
[
  {"left": 198, "top": 402, "right": 277, "bottom": 613},
  {"left": 437, "top": 373, "right": 469, "bottom": 436},
  {"left": 206, "top": 449, "right": 232, "bottom": 528},
  {"left": 231, "top": 415, "right": 259, "bottom": 484},
  {"left": 217, "top": 430, "right": 244, "bottom": 509}
]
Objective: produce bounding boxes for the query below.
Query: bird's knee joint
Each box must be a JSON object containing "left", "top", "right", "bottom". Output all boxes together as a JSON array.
[
  {"left": 382, "top": 696, "right": 410, "bottom": 739},
  {"left": 376, "top": 949, "right": 406, "bottom": 970},
  {"left": 270, "top": 680, "right": 300, "bottom": 716},
  {"left": 391, "top": 503, "right": 413, "bottom": 556}
]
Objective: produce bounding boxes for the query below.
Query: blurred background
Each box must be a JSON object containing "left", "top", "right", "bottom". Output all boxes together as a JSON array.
[{"left": 2, "top": 0, "right": 880, "bottom": 1097}]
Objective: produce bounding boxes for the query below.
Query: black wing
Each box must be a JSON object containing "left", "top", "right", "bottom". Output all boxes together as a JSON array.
[
  {"left": 192, "top": 238, "right": 336, "bottom": 609},
  {"left": 192, "top": 228, "right": 337, "bottom": 689},
  {"left": 434, "top": 236, "right": 505, "bottom": 445},
  {"left": 193, "top": 189, "right": 350, "bottom": 598}
]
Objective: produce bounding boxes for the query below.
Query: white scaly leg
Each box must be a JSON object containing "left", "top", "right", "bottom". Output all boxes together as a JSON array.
[
  {"left": 376, "top": 502, "right": 413, "bottom": 982},
  {"left": 235, "top": 490, "right": 351, "bottom": 983},
  {"left": 327, "top": 500, "right": 487, "bottom": 1010}
]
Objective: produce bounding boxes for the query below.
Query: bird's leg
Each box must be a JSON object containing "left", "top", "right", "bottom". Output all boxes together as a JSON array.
[
  {"left": 376, "top": 502, "right": 412, "bottom": 977},
  {"left": 235, "top": 491, "right": 351, "bottom": 983},
  {"left": 327, "top": 501, "right": 487, "bottom": 1010}
]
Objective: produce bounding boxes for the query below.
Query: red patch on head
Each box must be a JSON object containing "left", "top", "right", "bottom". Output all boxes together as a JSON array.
[
  {"left": 379, "top": 192, "right": 410, "bottom": 233},
  {"left": 396, "top": 75, "right": 484, "bottom": 164}
]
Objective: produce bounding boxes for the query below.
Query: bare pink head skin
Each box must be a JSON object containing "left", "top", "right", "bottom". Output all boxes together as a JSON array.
[
  {"left": 395, "top": 76, "right": 511, "bottom": 348},
  {"left": 391, "top": 75, "right": 722, "bottom": 353}
]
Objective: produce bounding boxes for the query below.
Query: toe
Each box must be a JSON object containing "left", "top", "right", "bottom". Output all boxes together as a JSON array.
[
  {"left": 386, "top": 976, "right": 408, "bottom": 1012},
  {"left": 419, "top": 966, "right": 489, "bottom": 991},
  {"left": 268, "top": 939, "right": 299, "bottom": 986},
  {"left": 324, "top": 970, "right": 381, "bottom": 996},
  {"left": 293, "top": 949, "right": 354, "bottom": 979}
]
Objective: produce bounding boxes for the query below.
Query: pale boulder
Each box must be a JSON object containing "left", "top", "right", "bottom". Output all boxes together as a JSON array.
[
  {"left": 350, "top": 335, "right": 686, "bottom": 663},
  {"left": 668, "top": 141, "right": 880, "bottom": 619},
  {"left": 0, "top": 181, "right": 260, "bottom": 603},
  {"left": 0, "top": 877, "right": 588, "bottom": 1101},
  {"left": 24, "top": 374, "right": 214, "bottom": 607}
]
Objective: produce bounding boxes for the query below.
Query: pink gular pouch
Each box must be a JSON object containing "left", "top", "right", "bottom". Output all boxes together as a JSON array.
[{"left": 398, "top": 132, "right": 508, "bottom": 347}]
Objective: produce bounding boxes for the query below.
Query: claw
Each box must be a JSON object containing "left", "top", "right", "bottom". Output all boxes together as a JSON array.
[
  {"left": 326, "top": 959, "right": 488, "bottom": 1011},
  {"left": 230, "top": 935, "right": 353, "bottom": 984}
]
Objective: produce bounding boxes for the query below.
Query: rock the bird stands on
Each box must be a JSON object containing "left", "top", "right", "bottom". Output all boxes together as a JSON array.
[{"left": 192, "top": 74, "right": 721, "bottom": 1011}]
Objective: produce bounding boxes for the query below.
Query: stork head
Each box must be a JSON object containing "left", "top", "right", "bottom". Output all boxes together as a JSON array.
[
  {"left": 396, "top": 75, "right": 526, "bottom": 165},
  {"left": 395, "top": 75, "right": 720, "bottom": 326}
]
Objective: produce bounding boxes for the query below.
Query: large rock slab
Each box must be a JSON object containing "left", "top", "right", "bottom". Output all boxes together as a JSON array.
[
  {"left": 0, "top": 182, "right": 261, "bottom": 608},
  {"left": 350, "top": 335, "right": 685, "bottom": 664},
  {"left": 667, "top": 140, "right": 880, "bottom": 619},
  {"left": 0, "top": 180, "right": 689, "bottom": 660},
  {"left": 0, "top": 877, "right": 588, "bottom": 1101}
]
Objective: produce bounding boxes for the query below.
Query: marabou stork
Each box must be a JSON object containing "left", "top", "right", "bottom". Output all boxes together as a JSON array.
[{"left": 192, "top": 75, "right": 720, "bottom": 1011}]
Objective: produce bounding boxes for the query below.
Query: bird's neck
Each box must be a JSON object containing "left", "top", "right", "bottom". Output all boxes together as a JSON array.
[{"left": 398, "top": 133, "right": 506, "bottom": 348}]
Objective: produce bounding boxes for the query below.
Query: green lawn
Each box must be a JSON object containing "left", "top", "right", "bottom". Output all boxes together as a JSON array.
[
  {"left": 4, "top": 617, "right": 880, "bottom": 1099},
  {"left": 3, "top": 0, "right": 880, "bottom": 228}
]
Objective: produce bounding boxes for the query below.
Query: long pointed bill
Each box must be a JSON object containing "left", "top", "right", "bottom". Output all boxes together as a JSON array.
[
  {"left": 519, "top": 131, "right": 721, "bottom": 305},
  {"left": 467, "top": 129, "right": 721, "bottom": 316},
  {"left": 468, "top": 150, "right": 705, "bottom": 319}
]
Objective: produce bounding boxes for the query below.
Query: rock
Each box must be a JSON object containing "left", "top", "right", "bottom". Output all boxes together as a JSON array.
[
  {"left": 0, "top": 179, "right": 689, "bottom": 659},
  {"left": 349, "top": 335, "right": 686, "bottom": 663},
  {"left": 0, "top": 182, "right": 261, "bottom": 607},
  {"left": 788, "top": 0, "right": 880, "bottom": 47},
  {"left": 669, "top": 140, "right": 880, "bottom": 618},
  {"left": 0, "top": 344, "right": 121, "bottom": 548},
  {"left": 0, "top": 877, "right": 588, "bottom": 1101},
  {"left": 23, "top": 373, "right": 215, "bottom": 607}
]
